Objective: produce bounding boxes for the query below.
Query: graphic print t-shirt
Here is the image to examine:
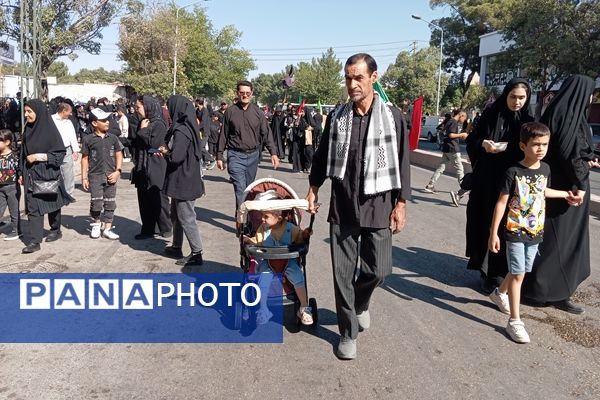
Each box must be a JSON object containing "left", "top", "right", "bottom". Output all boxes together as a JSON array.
[
  {"left": 500, "top": 162, "right": 550, "bottom": 244},
  {"left": 0, "top": 152, "right": 19, "bottom": 185}
]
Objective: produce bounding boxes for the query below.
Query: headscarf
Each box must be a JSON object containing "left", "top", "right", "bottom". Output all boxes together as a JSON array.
[
  {"left": 23, "top": 99, "right": 65, "bottom": 155},
  {"left": 467, "top": 78, "right": 533, "bottom": 164},
  {"left": 541, "top": 74, "right": 595, "bottom": 162},
  {"left": 143, "top": 95, "right": 165, "bottom": 125},
  {"left": 167, "top": 95, "right": 202, "bottom": 161}
]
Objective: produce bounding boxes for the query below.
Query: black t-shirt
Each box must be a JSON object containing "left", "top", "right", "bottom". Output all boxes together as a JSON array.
[
  {"left": 442, "top": 119, "right": 460, "bottom": 154},
  {"left": 81, "top": 132, "right": 124, "bottom": 175},
  {"left": 500, "top": 162, "right": 551, "bottom": 243}
]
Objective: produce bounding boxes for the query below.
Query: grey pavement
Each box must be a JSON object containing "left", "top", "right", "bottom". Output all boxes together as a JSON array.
[{"left": 0, "top": 157, "right": 598, "bottom": 399}]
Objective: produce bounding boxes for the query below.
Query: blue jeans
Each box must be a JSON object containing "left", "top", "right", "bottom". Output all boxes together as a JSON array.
[
  {"left": 227, "top": 149, "right": 260, "bottom": 209},
  {"left": 506, "top": 241, "right": 539, "bottom": 274}
]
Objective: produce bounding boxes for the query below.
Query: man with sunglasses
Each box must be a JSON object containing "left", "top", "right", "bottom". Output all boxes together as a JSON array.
[{"left": 216, "top": 80, "right": 280, "bottom": 210}]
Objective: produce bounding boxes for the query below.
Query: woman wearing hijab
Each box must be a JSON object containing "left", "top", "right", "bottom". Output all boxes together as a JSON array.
[
  {"left": 21, "top": 99, "right": 70, "bottom": 253},
  {"left": 158, "top": 95, "right": 205, "bottom": 266},
  {"left": 523, "top": 75, "right": 597, "bottom": 314},
  {"left": 131, "top": 95, "right": 172, "bottom": 239},
  {"left": 465, "top": 78, "right": 533, "bottom": 292}
]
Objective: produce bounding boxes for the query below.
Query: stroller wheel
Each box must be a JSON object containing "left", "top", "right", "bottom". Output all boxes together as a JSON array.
[{"left": 309, "top": 297, "right": 318, "bottom": 325}]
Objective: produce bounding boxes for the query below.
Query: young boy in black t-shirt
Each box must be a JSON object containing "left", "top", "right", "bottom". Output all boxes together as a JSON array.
[
  {"left": 0, "top": 130, "right": 21, "bottom": 240},
  {"left": 81, "top": 108, "right": 124, "bottom": 240},
  {"left": 487, "top": 122, "right": 573, "bottom": 344}
]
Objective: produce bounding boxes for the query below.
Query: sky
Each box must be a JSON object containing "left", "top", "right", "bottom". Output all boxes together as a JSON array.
[{"left": 65, "top": 0, "right": 450, "bottom": 78}]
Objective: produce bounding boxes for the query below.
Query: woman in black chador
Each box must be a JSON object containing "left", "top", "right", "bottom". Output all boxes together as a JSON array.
[
  {"left": 465, "top": 78, "right": 533, "bottom": 292},
  {"left": 523, "top": 75, "right": 596, "bottom": 314},
  {"left": 21, "top": 99, "right": 70, "bottom": 253},
  {"left": 131, "top": 95, "right": 172, "bottom": 239}
]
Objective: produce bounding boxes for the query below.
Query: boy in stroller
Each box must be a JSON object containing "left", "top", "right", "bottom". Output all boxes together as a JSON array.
[{"left": 242, "top": 195, "right": 313, "bottom": 325}]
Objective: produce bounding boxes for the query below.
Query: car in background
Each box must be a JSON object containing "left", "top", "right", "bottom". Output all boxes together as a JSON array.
[{"left": 419, "top": 115, "right": 444, "bottom": 143}]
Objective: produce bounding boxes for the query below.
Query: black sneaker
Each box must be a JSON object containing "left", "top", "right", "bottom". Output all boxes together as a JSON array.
[
  {"left": 176, "top": 252, "right": 204, "bottom": 266},
  {"left": 22, "top": 243, "right": 41, "bottom": 254},
  {"left": 550, "top": 298, "right": 585, "bottom": 315},
  {"left": 4, "top": 231, "right": 21, "bottom": 241},
  {"left": 165, "top": 246, "right": 184, "bottom": 258},
  {"left": 45, "top": 231, "right": 63, "bottom": 242}
]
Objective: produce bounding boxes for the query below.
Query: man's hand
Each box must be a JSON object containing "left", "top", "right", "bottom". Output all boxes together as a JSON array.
[
  {"left": 217, "top": 160, "right": 225, "bottom": 170},
  {"left": 73, "top": 152, "right": 79, "bottom": 161},
  {"left": 271, "top": 155, "right": 280, "bottom": 169},
  {"left": 82, "top": 178, "right": 89, "bottom": 191},
  {"left": 587, "top": 158, "right": 600, "bottom": 169},
  {"left": 107, "top": 171, "right": 120, "bottom": 184},
  {"left": 306, "top": 186, "right": 320, "bottom": 214},
  {"left": 389, "top": 200, "right": 406, "bottom": 234}
]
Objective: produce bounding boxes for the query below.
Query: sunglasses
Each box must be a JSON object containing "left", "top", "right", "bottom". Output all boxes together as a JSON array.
[{"left": 238, "top": 91, "right": 252, "bottom": 96}]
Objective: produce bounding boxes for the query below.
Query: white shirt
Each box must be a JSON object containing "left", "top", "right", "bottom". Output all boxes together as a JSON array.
[
  {"left": 118, "top": 114, "right": 129, "bottom": 138},
  {"left": 52, "top": 113, "right": 80, "bottom": 153}
]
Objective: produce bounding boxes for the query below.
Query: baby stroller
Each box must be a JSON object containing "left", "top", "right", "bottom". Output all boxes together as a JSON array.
[{"left": 236, "top": 177, "right": 318, "bottom": 327}]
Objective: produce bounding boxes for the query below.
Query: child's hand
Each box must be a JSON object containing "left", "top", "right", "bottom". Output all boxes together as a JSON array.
[
  {"left": 242, "top": 235, "right": 253, "bottom": 245},
  {"left": 488, "top": 234, "right": 501, "bottom": 253},
  {"left": 82, "top": 178, "right": 89, "bottom": 191}
]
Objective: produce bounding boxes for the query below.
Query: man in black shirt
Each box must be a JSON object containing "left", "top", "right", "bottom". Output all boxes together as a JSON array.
[
  {"left": 216, "top": 80, "right": 279, "bottom": 209},
  {"left": 307, "top": 53, "right": 411, "bottom": 360},
  {"left": 424, "top": 109, "right": 468, "bottom": 206}
]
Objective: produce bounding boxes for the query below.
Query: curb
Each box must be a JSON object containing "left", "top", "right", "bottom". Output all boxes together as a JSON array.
[{"left": 409, "top": 149, "right": 600, "bottom": 216}]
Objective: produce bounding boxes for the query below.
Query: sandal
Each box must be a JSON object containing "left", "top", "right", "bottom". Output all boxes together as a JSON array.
[
  {"left": 255, "top": 309, "right": 273, "bottom": 325},
  {"left": 297, "top": 306, "right": 313, "bottom": 325}
]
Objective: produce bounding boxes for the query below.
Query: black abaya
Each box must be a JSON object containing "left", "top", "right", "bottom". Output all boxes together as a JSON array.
[
  {"left": 465, "top": 78, "right": 533, "bottom": 279},
  {"left": 523, "top": 75, "right": 595, "bottom": 302}
]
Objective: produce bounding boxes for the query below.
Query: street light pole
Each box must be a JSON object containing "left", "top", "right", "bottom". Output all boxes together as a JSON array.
[
  {"left": 173, "top": 0, "right": 209, "bottom": 95},
  {"left": 412, "top": 15, "right": 444, "bottom": 116}
]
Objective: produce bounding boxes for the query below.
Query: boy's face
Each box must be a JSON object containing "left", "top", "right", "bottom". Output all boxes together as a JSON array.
[
  {"left": 261, "top": 211, "right": 282, "bottom": 228},
  {"left": 0, "top": 139, "right": 10, "bottom": 152},
  {"left": 520, "top": 135, "right": 550, "bottom": 160},
  {"left": 92, "top": 119, "right": 110, "bottom": 134}
]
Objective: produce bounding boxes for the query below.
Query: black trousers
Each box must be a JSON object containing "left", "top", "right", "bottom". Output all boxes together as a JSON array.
[
  {"left": 329, "top": 224, "right": 392, "bottom": 340},
  {"left": 28, "top": 209, "right": 61, "bottom": 244},
  {"left": 137, "top": 187, "right": 172, "bottom": 235}
]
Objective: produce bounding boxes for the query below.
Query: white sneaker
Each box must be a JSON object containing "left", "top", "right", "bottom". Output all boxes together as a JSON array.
[
  {"left": 102, "top": 228, "right": 120, "bottom": 240},
  {"left": 90, "top": 223, "right": 101, "bottom": 239},
  {"left": 489, "top": 287, "right": 510, "bottom": 314},
  {"left": 506, "top": 319, "right": 530, "bottom": 343}
]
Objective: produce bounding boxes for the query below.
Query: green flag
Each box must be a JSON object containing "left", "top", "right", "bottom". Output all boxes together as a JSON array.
[
  {"left": 317, "top": 99, "right": 323, "bottom": 114},
  {"left": 373, "top": 81, "right": 390, "bottom": 103}
]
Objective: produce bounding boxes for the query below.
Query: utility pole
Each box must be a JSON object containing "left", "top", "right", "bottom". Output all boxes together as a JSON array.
[
  {"left": 410, "top": 41, "right": 418, "bottom": 54},
  {"left": 19, "top": 0, "right": 43, "bottom": 100}
]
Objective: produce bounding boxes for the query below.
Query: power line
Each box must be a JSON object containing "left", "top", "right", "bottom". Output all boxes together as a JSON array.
[{"left": 247, "top": 40, "right": 428, "bottom": 52}]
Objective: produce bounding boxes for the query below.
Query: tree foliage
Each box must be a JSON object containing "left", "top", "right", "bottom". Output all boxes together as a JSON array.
[
  {"left": 118, "top": 3, "right": 254, "bottom": 99},
  {"left": 3, "top": 0, "right": 125, "bottom": 76},
  {"left": 252, "top": 72, "right": 286, "bottom": 106},
  {"left": 381, "top": 47, "right": 450, "bottom": 115},
  {"left": 497, "top": 0, "right": 600, "bottom": 91}
]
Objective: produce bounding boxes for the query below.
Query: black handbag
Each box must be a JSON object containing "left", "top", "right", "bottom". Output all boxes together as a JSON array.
[{"left": 30, "top": 177, "right": 60, "bottom": 195}]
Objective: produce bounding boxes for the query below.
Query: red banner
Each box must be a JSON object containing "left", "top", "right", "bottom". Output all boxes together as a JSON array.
[{"left": 409, "top": 96, "right": 423, "bottom": 150}]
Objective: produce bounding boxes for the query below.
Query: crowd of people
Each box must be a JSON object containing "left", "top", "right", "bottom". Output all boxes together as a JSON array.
[{"left": 0, "top": 53, "right": 596, "bottom": 359}]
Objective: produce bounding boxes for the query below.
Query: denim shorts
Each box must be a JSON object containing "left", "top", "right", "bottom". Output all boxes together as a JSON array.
[{"left": 506, "top": 241, "right": 539, "bottom": 274}]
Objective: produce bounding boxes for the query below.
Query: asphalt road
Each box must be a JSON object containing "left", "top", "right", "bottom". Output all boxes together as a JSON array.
[{"left": 0, "top": 158, "right": 598, "bottom": 399}]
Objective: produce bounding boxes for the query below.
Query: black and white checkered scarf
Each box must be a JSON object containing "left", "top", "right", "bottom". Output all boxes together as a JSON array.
[{"left": 326, "top": 94, "right": 401, "bottom": 195}]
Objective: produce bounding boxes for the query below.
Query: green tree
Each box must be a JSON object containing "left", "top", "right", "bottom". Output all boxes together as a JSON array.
[
  {"left": 119, "top": 4, "right": 254, "bottom": 99},
  {"left": 252, "top": 72, "right": 286, "bottom": 106},
  {"left": 381, "top": 47, "right": 449, "bottom": 114},
  {"left": 3, "top": 0, "right": 126, "bottom": 77},
  {"left": 290, "top": 48, "right": 344, "bottom": 104},
  {"left": 48, "top": 61, "right": 71, "bottom": 82}
]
